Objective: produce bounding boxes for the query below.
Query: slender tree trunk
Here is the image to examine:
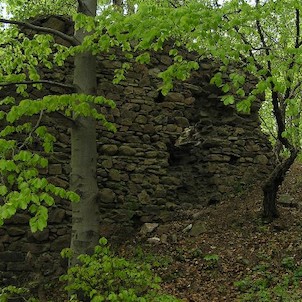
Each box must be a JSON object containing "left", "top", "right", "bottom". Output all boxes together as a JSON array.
[
  {"left": 262, "top": 148, "right": 298, "bottom": 221},
  {"left": 70, "top": 0, "right": 99, "bottom": 264}
]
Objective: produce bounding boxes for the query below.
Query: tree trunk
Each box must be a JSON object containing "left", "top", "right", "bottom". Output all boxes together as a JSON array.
[
  {"left": 262, "top": 149, "right": 298, "bottom": 221},
  {"left": 70, "top": 0, "right": 98, "bottom": 265}
]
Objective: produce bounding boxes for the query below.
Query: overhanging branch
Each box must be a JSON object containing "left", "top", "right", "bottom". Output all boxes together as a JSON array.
[
  {"left": 255, "top": 1, "right": 291, "bottom": 150},
  {"left": 0, "top": 18, "right": 79, "bottom": 46},
  {"left": 0, "top": 80, "right": 76, "bottom": 91},
  {"left": 284, "top": 9, "right": 301, "bottom": 101}
]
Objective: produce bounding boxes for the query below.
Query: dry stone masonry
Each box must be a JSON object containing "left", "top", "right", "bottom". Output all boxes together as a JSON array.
[{"left": 0, "top": 16, "right": 275, "bottom": 284}]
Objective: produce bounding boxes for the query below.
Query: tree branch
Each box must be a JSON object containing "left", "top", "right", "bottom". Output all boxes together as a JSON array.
[
  {"left": 255, "top": 1, "right": 290, "bottom": 150},
  {"left": 259, "top": 115, "right": 278, "bottom": 141},
  {"left": 18, "top": 109, "right": 44, "bottom": 151},
  {"left": 284, "top": 9, "right": 301, "bottom": 101},
  {"left": 0, "top": 18, "right": 79, "bottom": 46},
  {"left": 222, "top": 12, "right": 263, "bottom": 71},
  {"left": 295, "top": 9, "right": 300, "bottom": 48},
  {"left": 271, "top": 91, "right": 291, "bottom": 149},
  {"left": 0, "top": 80, "right": 76, "bottom": 91}
]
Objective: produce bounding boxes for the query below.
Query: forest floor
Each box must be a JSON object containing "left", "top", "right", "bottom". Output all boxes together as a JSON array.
[
  {"left": 118, "top": 161, "right": 302, "bottom": 302},
  {"left": 27, "top": 162, "right": 302, "bottom": 301}
]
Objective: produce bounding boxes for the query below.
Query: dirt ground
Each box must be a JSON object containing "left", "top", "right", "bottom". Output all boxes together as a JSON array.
[
  {"left": 29, "top": 162, "right": 302, "bottom": 301},
  {"left": 117, "top": 162, "right": 302, "bottom": 302}
]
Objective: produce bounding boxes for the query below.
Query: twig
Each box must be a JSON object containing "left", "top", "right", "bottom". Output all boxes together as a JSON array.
[
  {"left": 18, "top": 109, "right": 44, "bottom": 151},
  {"left": 0, "top": 80, "right": 76, "bottom": 91},
  {"left": 0, "top": 18, "right": 79, "bottom": 46}
]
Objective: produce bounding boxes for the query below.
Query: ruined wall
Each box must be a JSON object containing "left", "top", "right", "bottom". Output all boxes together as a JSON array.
[
  {"left": 95, "top": 52, "right": 274, "bottom": 232},
  {"left": 0, "top": 16, "right": 275, "bottom": 284}
]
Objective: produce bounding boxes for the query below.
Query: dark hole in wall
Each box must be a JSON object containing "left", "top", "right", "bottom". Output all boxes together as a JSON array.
[
  {"left": 131, "top": 214, "right": 143, "bottom": 228},
  {"left": 167, "top": 142, "right": 188, "bottom": 166},
  {"left": 154, "top": 91, "right": 165, "bottom": 103},
  {"left": 168, "top": 142, "right": 198, "bottom": 167},
  {"left": 229, "top": 155, "right": 240, "bottom": 165},
  {"left": 208, "top": 195, "right": 220, "bottom": 205},
  {"left": 177, "top": 183, "right": 192, "bottom": 193}
]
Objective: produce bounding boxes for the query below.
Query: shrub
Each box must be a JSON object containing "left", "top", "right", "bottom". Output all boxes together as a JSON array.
[
  {"left": 60, "top": 237, "right": 182, "bottom": 302},
  {"left": 0, "top": 285, "right": 38, "bottom": 302}
]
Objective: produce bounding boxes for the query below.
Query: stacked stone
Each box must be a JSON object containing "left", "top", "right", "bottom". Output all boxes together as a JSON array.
[
  {"left": 0, "top": 16, "right": 275, "bottom": 281},
  {"left": 94, "top": 49, "right": 275, "bottom": 234},
  {"left": 0, "top": 122, "right": 71, "bottom": 285}
]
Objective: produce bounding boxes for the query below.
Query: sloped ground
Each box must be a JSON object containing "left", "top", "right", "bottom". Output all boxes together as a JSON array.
[
  {"left": 118, "top": 161, "right": 302, "bottom": 302},
  {"left": 21, "top": 162, "right": 302, "bottom": 301}
]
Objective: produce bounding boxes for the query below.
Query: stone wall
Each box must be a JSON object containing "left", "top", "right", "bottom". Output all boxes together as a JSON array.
[
  {"left": 95, "top": 51, "right": 274, "bottom": 230},
  {"left": 0, "top": 16, "right": 275, "bottom": 284}
]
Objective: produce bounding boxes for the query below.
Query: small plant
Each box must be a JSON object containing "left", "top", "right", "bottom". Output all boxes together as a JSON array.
[
  {"left": 281, "top": 256, "right": 296, "bottom": 270},
  {"left": 61, "top": 237, "right": 182, "bottom": 302},
  {"left": 235, "top": 258, "right": 302, "bottom": 301},
  {"left": 203, "top": 254, "right": 219, "bottom": 269},
  {"left": 189, "top": 248, "right": 203, "bottom": 259},
  {"left": 133, "top": 246, "right": 173, "bottom": 268},
  {"left": 0, "top": 285, "right": 38, "bottom": 302}
]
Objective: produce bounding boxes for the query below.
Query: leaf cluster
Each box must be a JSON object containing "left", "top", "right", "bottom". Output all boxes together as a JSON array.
[
  {"left": 0, "top": 92, "right": 116, "bottom": 232},
  {"left": 61, "top": 238, "right": 182, "bottom": 302}
]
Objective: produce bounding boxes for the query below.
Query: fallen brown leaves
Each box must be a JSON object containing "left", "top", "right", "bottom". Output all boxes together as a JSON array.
[{"left": 119, "top": 162, "right": 302, "bottom": 302}]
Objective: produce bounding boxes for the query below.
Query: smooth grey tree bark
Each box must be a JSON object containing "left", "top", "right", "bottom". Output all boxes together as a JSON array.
[{"left": 70, "top": 0, "right": 99, "bottom": 265}]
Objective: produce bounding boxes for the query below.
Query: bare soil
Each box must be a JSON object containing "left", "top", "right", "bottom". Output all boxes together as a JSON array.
[
  {"left": 118, "top": 162, "right": 302, "bottom": 301},
  {"left": 35, "top": 162, "right": 302, "bottom": 301}
]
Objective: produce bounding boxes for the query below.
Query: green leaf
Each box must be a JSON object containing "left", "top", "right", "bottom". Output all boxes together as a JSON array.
[
  {"left": 236, "top": 88, "right": 245, "bottom": 97},
  {"left": 222, "top": 95, "right": 235, "bottom": 105},
  {"left": 67, "top": 191, "right": 80, "bottom": 202},
  {"left": 99, "top": 237, "right": 108, "bottom": 246},
  {"left": 222, "top": 84, "right": 230, "bottom": 93},
  {"left": 136, "top": 52, "right": 150, "bottom": 64},
  {"left": 0, "top": 185, "right": 8, "bottom": 196},
  {"left": 236, "top": 99, "right": 251, "bottom": 113},
  {"left": 210, "top": 72, "right": 223, "bottom": 87},
  {"left": 257, "top": 81, "right": 268, "bottom": 92},
  {"left": 91, "top": 295, "right": 105, "bottom": 302}
]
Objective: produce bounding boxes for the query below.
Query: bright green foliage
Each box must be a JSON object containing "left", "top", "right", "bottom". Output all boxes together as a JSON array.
[
  {"left": 2, "top": 0, "right": 301, "bottom": 232},
  {"left": 4, "top": 0, "right": 77, "bottom": 19},
  {"left": 87, "top": 0, "right": 302, "bottom": 152},
  {"left": 0, "top": 12, "right": 116, "bottom": 233},
  {"left": 60, "top": 238, "right": 182, "bottom": 302},
  {"left": 0, "top": 285, "right": 31, "bottom": 302},
  {"left": 0, "top": 31, "right": 55, "bottom": 94},
  {"left": 0, "top": 91, "right": 115, "bottom": 232},
  {"left": 0, "top": 0, "right": 120, "bottom": 232}
]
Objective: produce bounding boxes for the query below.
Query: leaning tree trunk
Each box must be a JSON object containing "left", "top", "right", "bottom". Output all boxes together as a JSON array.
[
  {"left": 70, "top": 0, "right": 99, "bottom": 265},
  {"left": 262, "top": 148, "right": 298, "bottom": 221}
]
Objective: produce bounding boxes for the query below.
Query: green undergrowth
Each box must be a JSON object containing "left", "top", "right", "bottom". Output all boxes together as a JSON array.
[
  {"left": 132, "top": 246, "right": 174, "bottom": 268},
  {"left": 60, "top": 237, "right": 181, "bottom": 302},
  {"left": 0, "top": 238, "right": 182, "bottom": 302},
  {"left": 235, "top": 256, "right": 302, "bottom": 301},
  {"left": 0, "top": 286, "right": 35, "bottom": 302}
]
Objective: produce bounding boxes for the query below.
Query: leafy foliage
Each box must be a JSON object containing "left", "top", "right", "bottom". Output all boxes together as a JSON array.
[
  {"left": 0, "top": 285, "right": 34, "bottom": 302},
  {"left": 60, "top": 238, "right": 182, "bottom": 302},
  {"left": 4, "top": 0, "right": 77, "bottom": 19},
  {"left": 0, "top": 91, "right": 116, "bottom": 232},
  {"left": 1, "top": 0, "right": 302, "bottom": 251}
]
